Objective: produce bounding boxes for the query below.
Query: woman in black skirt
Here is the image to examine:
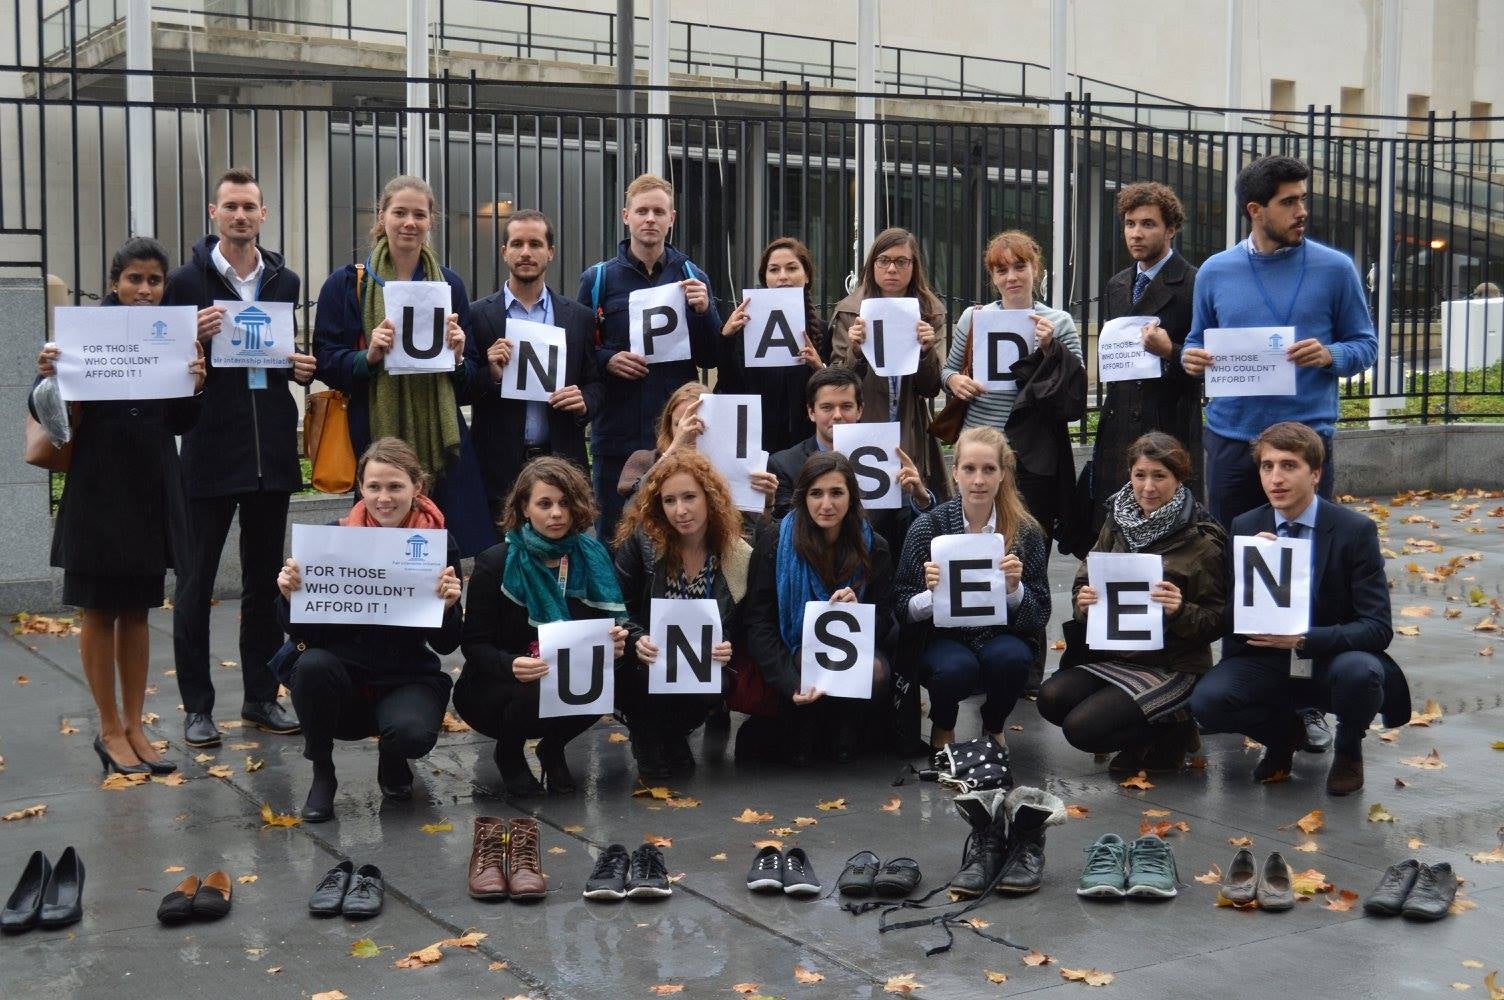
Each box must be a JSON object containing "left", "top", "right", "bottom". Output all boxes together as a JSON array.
[{"left": 33, "top": 237, "right": 205, "bottom": 776}]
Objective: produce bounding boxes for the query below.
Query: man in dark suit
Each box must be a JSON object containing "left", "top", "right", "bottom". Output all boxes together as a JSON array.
[
  {"left": 467, "top": 210, "right": 603, "bottom": 526},
  {"left": 1190, "top": 422, "right": 1411, "bottom": 796},
  {"left": 1090, "top": 182, "right": 1202, "bottom": 538}
]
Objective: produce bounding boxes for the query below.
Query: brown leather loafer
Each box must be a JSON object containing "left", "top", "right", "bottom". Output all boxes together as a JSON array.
[
  {"left": 506, "top": 818, "right": 547, "bottom": 900},
  {"left": 468, "top": 816, "right": 509, "bottom": 900},
  {"left": 1326, "top": 751, "right": 1364, "bottom": 796}
]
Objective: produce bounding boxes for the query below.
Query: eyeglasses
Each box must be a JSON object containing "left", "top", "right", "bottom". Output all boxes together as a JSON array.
[{"left": 874, "top": 255, "right": 914, "bottom": 271}]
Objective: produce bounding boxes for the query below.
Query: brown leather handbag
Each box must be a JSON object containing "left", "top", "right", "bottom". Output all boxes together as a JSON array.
[
  {"left": 302, "top": 264, "right": 363, "bottom": 494},
  {"left": 24, "top": 403, "right": 80, "bottom": 473},
  {"left": 928, "top": 330, "right": 973, "bottom": 445}
]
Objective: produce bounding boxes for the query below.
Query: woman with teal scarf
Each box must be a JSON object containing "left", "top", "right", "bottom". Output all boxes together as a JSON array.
[
  {"left": 456, "top": 456, "right": 628, "bottom": 796},
  {"left": 744, "top": 451, "right": 897, "bottom": 766}
]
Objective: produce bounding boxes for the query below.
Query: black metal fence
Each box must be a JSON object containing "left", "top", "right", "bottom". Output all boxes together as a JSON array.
[{"left": 4, "top": 23, "right": 1504, "bottom": 430}]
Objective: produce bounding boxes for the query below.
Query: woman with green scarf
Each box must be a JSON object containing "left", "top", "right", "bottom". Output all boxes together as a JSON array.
[
  {"left": 313, "top": 174, "right": 494, "bottom": 556},
  {"left": 456, "top": 456, "right": 630, "bottom": 796}
]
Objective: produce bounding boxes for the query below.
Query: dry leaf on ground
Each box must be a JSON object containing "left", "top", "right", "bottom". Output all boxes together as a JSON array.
[
  {"left": 1295, "top": 841, "right": 1320, "bottom": 853},
  {"left": 206, "top": 764, "right": 233, "bottom": 779},
  {"left": 984, "top": 970, "right": 1009, "bottom": 984},
  {"left": 1323, "top": 889, "right": 1361, "bottom": 911},
  {"left": 163, "top": 865, "right": 185, "bottom": 873},
  {"left": 1228, "top": 836, "right": 1254, "bottom": 847},
  {"left": 101, "top": 772, "right": 149, "bottom": 790},
  {"left": 1214, "top": 893, "right": 1260, "bottom": 910},
  {"left": 1292, "top": 869, "right": 1332, "bottom": 896},
  {"left": 1485, "top": 971, "right": 1503, "bottom": 999},
  {"left": 1368, "top": 803, "right": 1396, "bottom": 823},
  {"left": 350, "top": 938, "right": 385, "bottom": 958},
  {"left": 1118, "top": 771, "right": 1154, "bottom": 790},
  {"left": 961, "top": 916, "right": 991, "bottom": 929},
  {"left": 649, "top": 985, "right": 685, "bottom": 995},
  {"left": 1400, "top": 605, "right": 1434, "bottom": 617},
  {"left": 644, "top": 834, "right": 673, "bottom": 848},
  {"left": 817, "top": 798, "right": 847, "bottom": 811},
  {"left": 768, "top": 826, "right": 795, "bottom": 837},
  {"left": 310, "top": 991, "right": 347, "bottom": 1000},
  {"left": 1294, "top": 809, "right": 1325, "bottom": 834},
  {"left": 1401, "top": 748, "right": 1446, "bottom": 770},
  {"left": 1408, "top": 837, "right": 1427, "bottom": 850},
  {"left": 488, "top": 961, "right": 509, "bottom": 971},
  {"left": 1140, "top": 819, "right": 1190, "bottom": 837},
  {"left": 881, "top": 796, "right": 902, "bottom": 813},
  {"left": 793, "top": 964, "right": 825, "bottom": 984},
  {"left": 1469, "top": 846, "right": 1504, "bottom": 863},
  {"left": 1408, "top": 698, "right": 1445, "bottom": 726},
  {"left": 1194, "top": 864, "right": 1223, "bottom": 884},
  {"left": 884, "top": 972, "right": 924, "bottom": 994},
  {"left": 441, "top": 932, "right": 487, "bottom": 948},
  {"left": 3, "top": 803, "right": 47, "bottom": 822},
  {"left": 548, "top": 846, "right": 566, "bottom": 855},
  {"left": 1395, "top": 625, "right": 1422, "bottom": 636},
  {"left": 664, "top": 795, "right": 701, "bottom": 809},
  {"left": 1464, "top": 961, "right": 1486, "bottom": 970},
  {"left": 439, "top": 711, "right": 470, "bottom": 733},
  {"left": 238, "top": 874, "right": 258, "bottom": 884},
  {"left": 794, "top": 816, "right": 819, "bottom": 827},
  {"left": 152, "top": 772, "right": 187, "bottom": 786},
  {"left": 735, "top": 808, "right": 774, "bottom": 824},
  {"left": 59, "top": 719, "right": 79, "bottom": 735},
  {"left": 711, "top": 852, "right": 728, "bottom": 861},
  {"left": 245, "top": 756, "right": 264, "bottom": 772},
  {"left": 1060, "top": 968, "right": 1115, "bottom": 987},
  {"left": 420, "top": 820, "right": 454, "bottom": 835},
  {"left": 752, "top": 839, "right": 784, "bottom": 851},
  {"left": 564, "top": 824, "right": 585, "bottom": 833},
  {"left": 1066, "top": 804, "right": 1090, "bottom": 819},
  {"left": 394, "top": 944, "right": 445, "bottom": 969},
  {"left": 1023, "top": 949, "right": 1054, "bottom": 966},
  {"left": 607, "top": 731, "right": 630, "bottom": 743},
  {"left": 259, "top": 802, "right": 301, "bottom": 828}
]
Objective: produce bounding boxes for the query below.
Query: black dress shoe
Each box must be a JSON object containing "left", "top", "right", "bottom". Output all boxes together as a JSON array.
[
  {"left": 308, "top": 860, "right": 354, "bottom": 917},
  {"left": 241, "top": 700, "right": 301, "bottom": 735},
  {"left": 156, "top": 874, "right": 199, "bottom": 926},
  {"left": 377, "top": 750, "right": 413, "bottom": 800},
  {"left": 93, "top": 736, "right": 151, "bottom": 775},
  {"left": 836, "top": 850, "right": 880, "bottom": 897},
  {"left": 190, "top": 871, "right": 233, "bottom": 921},
  {"left": 183, "top": 713, "right": 223, "bottom": 748},
  {"left": 1364, "top": 859, "right": 1421, "bottom": 916},
  {"left": 1401, "top": 862, "right": 1457, "bottom": 921},
  {"left": 341, "top": 864, "right": 384, "bottom": 919},
  {"left": 38, "top": 846, "right": 84, "bottom": 929},
  {"left": 1299, "top": 708, "right": 1333, "bottom": 753},
  {"left": 1, "top": 850, "right": 52, "bottom": 933},
  {"left": 301, "top": 762, "right": 338, "bottom": 823},
  {"left": 1251, "top": 713, "right": 1302, "bottom": 782}
]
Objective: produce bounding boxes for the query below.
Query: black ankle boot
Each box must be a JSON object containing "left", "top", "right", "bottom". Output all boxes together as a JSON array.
[
  {"left": 995, "top": 788, "right": 1066, "bottom": 894},
  {"left": 537, "top": 738, "right": 577, "bottom": 794},
  {"left": 377, "top": 749, "right": 413, "bottom": 800},
  {"left": 947, "top": 790, "right": 1009, "bottom": 899},
  {"left": 302, "top": 761, "right": 338, "bottom": 823},
  {"left": 494, "top": 740, "right": 543, "bottom": 798}
]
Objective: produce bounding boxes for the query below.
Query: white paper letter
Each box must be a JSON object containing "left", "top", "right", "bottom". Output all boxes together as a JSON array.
[
  {"left": 932, "top": 533, "right": 1008, "bottom": 627},
  {"left": 698, "top": 393, "right": 768, "bottom": 513},
  {"left": 857, "top": 297, "right": 921, "bottom": 377},
  {"left": 499, "top": 318, "right": 567, "bottom": 402},
  {"left": 742, "top": 286, "right": 807, "bottom": 368},
  {"left": 647, "top": 598, "right": 722, "bottom": 695},
  {"left": 799, "top": 600, "right": 876, "bottom": 699},
  {"left": 832, "top": 422, "right": 901, "bottom": 510},
  {"left": 538, "top": 618, "right": 616, "bottom": 717},
  {"left": 628, "top": 284, "right": 691, "bottom": 363},
  {"left": 1085, "top": 552, "right": 1165, "bottom": 651},
  {"left": 1232, "top": 535, "right": 1312, "bottom": 635},
  {"left": 382, "top": 281, "right": 454, "bottom": 373},
  {"left": 969, "top": 309, "right": 1037, "bottom": 389}
]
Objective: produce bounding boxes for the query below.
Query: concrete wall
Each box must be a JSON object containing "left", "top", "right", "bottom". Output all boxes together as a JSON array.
[{"left": 0, "top": 277, "right": 57, "bottom": 613}]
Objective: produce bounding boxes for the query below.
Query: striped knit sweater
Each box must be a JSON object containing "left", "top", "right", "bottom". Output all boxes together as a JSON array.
[{"left": 941, "top": 301, "right": 1082, "bottom": 431}]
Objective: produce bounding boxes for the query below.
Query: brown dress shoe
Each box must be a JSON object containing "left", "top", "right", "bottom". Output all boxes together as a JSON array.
[
  {"left": 468, "top": 816, "right": 509, "bottom": 900},
  {"left": 1326, "top": 751, "right": 1364, "bottom": 796},
  {"left": 506, "top": 818, "right": 547, "bottom": 900}
]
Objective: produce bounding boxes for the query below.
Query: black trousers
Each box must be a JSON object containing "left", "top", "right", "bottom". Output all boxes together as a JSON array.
[
  {"left": 616, "top": 662, "right": 719, "bottom": 737},
  {"left": 172, "top": 490, "right": 290, "bottom": 714},
  {"left": 289, "top": 649, "right": 447, "bottom": 764},
  {"left": 451, "top": 669, "right": 600, "bottom": 751}
]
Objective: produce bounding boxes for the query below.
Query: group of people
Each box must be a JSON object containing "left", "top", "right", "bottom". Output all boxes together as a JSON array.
[{"left": 31, "top": 153, "right": 1409, "bottom": 824}]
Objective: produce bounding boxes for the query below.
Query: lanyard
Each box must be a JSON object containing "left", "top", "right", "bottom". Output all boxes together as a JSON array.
[
  {"left": 1244, "top": 241, "right": 1308, "bottom": 328},
  {"left": 556, "top": 556, "right": 570, "bottom": 595}
]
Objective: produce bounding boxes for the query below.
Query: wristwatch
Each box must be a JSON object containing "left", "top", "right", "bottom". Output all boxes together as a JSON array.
[{"left": 1295, "top": 634, "right": 1308, "bottom": 652}]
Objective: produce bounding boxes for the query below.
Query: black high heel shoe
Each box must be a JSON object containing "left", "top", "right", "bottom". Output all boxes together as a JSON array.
[
  {"left": 1, "top": 851, "right": 52, "bottom": 933},
  {"left": 39, "top": 846, "right": 83, "bottom": 929},
  {"left": 93, "top": 736, "right": 151, "bottom": 775},
  {"left": 537, "top": 739, "right": 577, "bottom": 795}
]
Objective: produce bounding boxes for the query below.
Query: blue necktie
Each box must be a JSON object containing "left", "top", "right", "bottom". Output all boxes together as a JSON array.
[
  {"left": 1278, "top": 521, "right": 1303, "bottom": 539},
  {"left": 1132, "top": 270, "right": 1152, "bottom": 304}
]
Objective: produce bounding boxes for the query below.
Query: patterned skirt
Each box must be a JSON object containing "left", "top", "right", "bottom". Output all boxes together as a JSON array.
[{"left": 1076, "top": 660, "right": 1198, "bottom": 723}]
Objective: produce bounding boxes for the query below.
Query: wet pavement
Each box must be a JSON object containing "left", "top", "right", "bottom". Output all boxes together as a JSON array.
[{"left": 1, "top": 494, "right": 1503, "bottom": 999}]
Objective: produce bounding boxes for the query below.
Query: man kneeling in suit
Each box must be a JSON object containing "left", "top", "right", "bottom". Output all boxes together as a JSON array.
[{"left": 1190, "top": 421, "right": 1411, "bottom": 796}]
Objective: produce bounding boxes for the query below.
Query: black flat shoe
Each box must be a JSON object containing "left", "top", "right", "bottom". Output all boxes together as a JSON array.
[
  {"left": 156, "top": 874, "right": 200, "bottom": 926},
  {"left": 308, "top": 860, "right": 354, "bottom": 917},
  {"left": 38, "top": 846, "right": 84, "bottom": 929},
  {"left": 1, "top": 850, "right": 51, "bottom": 933},
  {"left": 191, "top": 870, "right": 233, "bottom": 921},
  {"left": 341, "top": 864, "right": 384, "bottom": 919},
  {"left": 93, "top": 736, "right": 150, "bottom": 775}
]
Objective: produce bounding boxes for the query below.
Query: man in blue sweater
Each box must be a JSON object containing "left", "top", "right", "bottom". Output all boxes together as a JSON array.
[
  {"left": 1183, "top": 155, "right": 1376, "bottom": 528},
  {"left": 578, "top": 173, "right": 721, "bottom": 542}
]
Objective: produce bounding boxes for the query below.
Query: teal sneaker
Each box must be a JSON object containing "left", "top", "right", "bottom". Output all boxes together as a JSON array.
[
  {"left": 1077, "top": 833, "right": 1129, "bottom": 898},
  {"left": 1125, "top": 834, "right": 1179, "bottom": 899}
]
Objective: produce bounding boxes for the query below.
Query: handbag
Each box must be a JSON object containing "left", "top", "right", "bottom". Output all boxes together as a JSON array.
[
  {"left": 724, "top": 647, "right": 781, "bottom": 717},
  {"left": 928, "top": 324, "right": 973, "bottom": 445},
  {"left": 302, "top": 264, "right": 364, "bottom": 494},
  {"left": 24, "top": 400, "right": 81, "bottom": 473},
  {"left": 893, "top": 735, "right": 1014, "bottom": 793}
]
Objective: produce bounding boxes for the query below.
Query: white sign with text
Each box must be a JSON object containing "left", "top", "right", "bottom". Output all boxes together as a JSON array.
[
  {"left": 382, "top": 281, "right": 454, "bottom": 373},
  {"left": 52, "top": 305, "right": 198, "bottom": 401},
  {"left": 629, "top": 284, "right": 691, "bottom": 363},
  {"left": 211, "top": 299, "right": 295, "bottom": 368},
  {"left": 1204, "top": 327, "right": 1297, "bottom": 397},
  {"left": 1085, "top": 552, "right": 1165, "bottom": 651},
  {"left": 647, "top": 598, "right": 723, "bottom": 695},
  {"left": 499, "top": 318, "right": 567, "bottom": 402},
  {"left": 537, "top": 617, "right": 617, "bottom": 718},
  {"left": 1096, "top": 316, "right": 1163, "bottom": 384},
  {"left": 832, "top": 421, "right": 902, "bottom": 510},
  {"left": 742, "top": 287, "right": 807, "bottom": 368},
  {"left": 857, "top": 296, "right": 921, "bottom": 377},
  {"left": 799, "top": 600, "right": 877, "bottom": 700},
  {"left": 969, "top": 309, "right": 1037, "bottom": 389},
  {"left": 288, "top": 524, "right": 448, "bottom": 628},
  {"left": 931, "top": 532, "right": 1009, "bottom": 627}
]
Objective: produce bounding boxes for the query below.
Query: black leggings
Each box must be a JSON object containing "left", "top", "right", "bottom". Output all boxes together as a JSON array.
[
  {"left": 451, "top": 669, "right": 597, "bottom": 752},
  {"left": 1035, "top": 667, "right": 1159, "bottom": 754}
]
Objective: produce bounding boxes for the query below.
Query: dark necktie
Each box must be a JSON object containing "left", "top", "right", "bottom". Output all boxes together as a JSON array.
[
  {"left": 1132, "top": 270, "right": 1152, "bottom": 304},
  {"left": 1278, "top": 521, "right": 1303, "bottom": 539}
]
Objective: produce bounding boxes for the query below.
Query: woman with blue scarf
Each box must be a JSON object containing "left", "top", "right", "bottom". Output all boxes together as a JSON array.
[
  {"left": 456, "top": 457, "right": 628, "bottom": 796},
  {"left": 744, "top": 452, "right": 897, "bottom": 766}
]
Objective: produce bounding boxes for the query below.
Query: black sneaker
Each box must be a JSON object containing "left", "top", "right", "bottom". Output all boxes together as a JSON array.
[
  {"left": 583, "top": 844, "right": 631, "bottom": 901},
  {"left": 625, "top": 843, "right": 672, "bottom": 899},
  {"left": 746, "top": 845, "right": 784, "bottom": 893},
  {"left": 1400, "top": 862, "right": 1457, "bottom": 921},
  {"left": 782, "top": 848, "right": 820, "bottom": 897},
  {"left": 1363, "top": 859, "right": 1420, "bottom": 916}
]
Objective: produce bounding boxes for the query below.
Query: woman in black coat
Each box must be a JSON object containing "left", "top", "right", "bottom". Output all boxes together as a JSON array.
[
  {"left": 276, "top": 438, "right": 464, "bottom": 822},
  {"left": 613, "top": 449, "right": 753, "bottom": 781},
  {"left": 34, "top": 237, "right": 204, "bottom": 777},
  {"left": 455, "top": 456, "right": 629, "bottom": 797},
  {"left": 743, "top": 451, "right": 897, "bottom": 765}
]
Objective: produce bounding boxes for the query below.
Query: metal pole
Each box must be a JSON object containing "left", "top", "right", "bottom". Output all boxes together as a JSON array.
[
  {"left": 1049, "top": 0, "right": 1066, "bottom": 307},
  {"left": 857, "top": 0, "right": 877, "bottom": 255},
  {"left": 1224, "top": 0, "right": 1243, "bottom": 247},
  {"left": 126, "top": 0, "right": 154, "bottom": 236},
  {"left": 1372, "top": 0, "right": 1401, "bottom": 423},
  {"left": 616, "top": 0, "right": 636, "bottom": 198},
  {"left": 406, "top": 0, "right": 429, "bottom": 176},
  {"left": 647, "top": 0, "right": 669, "bottom": 177}
]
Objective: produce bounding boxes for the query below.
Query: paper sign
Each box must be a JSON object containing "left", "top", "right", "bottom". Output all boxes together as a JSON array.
[
  {"left": 699, "top": 393, "right": 768, "bottom": 513},
  {"left": 1204, "top": 327, "right": 1297, "bottom": 397},
  {"left": 538, "top": 617, "right": 616, "bottom": 718},
  {"left": 382, "top": 281, "right": 453, "bottom": 373},
  {"left": 647, "top": 598, "right": 723, "bottom": 695},
  {"left": 857, "top": 297, "right": 921, "bottom": 376},
  {"left": 211, "top": 300, "right": 294, "bottom": 368},
  {"left": 288, "top": 524, "right": 448, "bottom": 628},
  {"left": 53, "top": 305, "right": 198, "bottom": 401},
  {"left": 799, "top": 600, "right": 877, "bottom": 699},
  {"left": 742, "top": 287, "right": 807, "bottom": 368},
  {"left": 1097, "top": 316, "right": 1162, "bottom": 384},
  {"left": 1085, "top": 552, "right": 1165, "bottom": 651},
  {"left": 832, "top": 422, "right": 901, "bottom": 510},
  {"left": 969, "top": 309, "right": 1037, "bottom": 389},
  {"left": 629, "top": 284, "right": 690, "bottom": 363},
  {"left": 932, "top": 532, "right": 1008, "bottom": 627},
  {"left": 499, "top": 318, "right": 567, "bottom": 402},
  {"left": 1232, "top": 535, "right": 1312, "bottom": 635}
]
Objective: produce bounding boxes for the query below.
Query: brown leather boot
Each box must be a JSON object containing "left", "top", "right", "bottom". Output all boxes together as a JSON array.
[
  {"left": 1325, "top": 751, "right": 1364, "bottom": 796},
  {"left": 506, "top": 817, "right": 547, "bottom": 900},
  {"left": 468, "top": 816, "right": 509, "bottom": 900}
]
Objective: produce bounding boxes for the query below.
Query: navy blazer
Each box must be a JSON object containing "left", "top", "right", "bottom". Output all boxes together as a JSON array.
[
  {"left": 463, "top": 287, "right": 603, "bottom": 508},
  {"left": 1227, "top": 497, "right": 1412, "bottom": 727}
]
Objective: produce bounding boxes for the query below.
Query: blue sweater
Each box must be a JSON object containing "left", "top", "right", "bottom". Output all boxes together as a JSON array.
[{"left": 1184, "top": 238, "right": 1375, "bottom": 439}]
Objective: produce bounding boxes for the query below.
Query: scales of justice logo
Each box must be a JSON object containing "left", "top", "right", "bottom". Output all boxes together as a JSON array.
[{"left": 228, "top": 305, "right": 274, "bottom": 353}]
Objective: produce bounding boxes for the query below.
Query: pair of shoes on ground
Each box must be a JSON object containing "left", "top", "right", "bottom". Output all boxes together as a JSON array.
[
  {"left": 746, "top": 846, "right": 821, "bottom": 896},
  {"left": 157, "top": 870, "right": 234, "bottom": 925},
  {"left": 1220, "top": 849, "right": 1295, "bottom": 910},
  {"left": 468, "top": 817, "right": 547, "bottom": 901},
  {"left": 583, "top": 843, "right": 671, "bottom": 901},
  {"left": 948, "top": 787, "right": 1066, "bottom": 899},
  {"left": 301, "top": 749, "right": 417, "bottom": 823},
  {"left": 92, "top": 735, "right": 176, "bottom": 776},
  {"left": 2, "top": 847, "right": 84, "bottom": 933},
  {"left": 495, "top": 738, "right": 577, "bottom": 797},
  {"left": 1364, "top": 858, "right": 1457, "bottom": 920},
  {"left": 1250, "top": 713, "right": 1362, "bottom": 794},
  {"left": 1077, "top": 834, "right": 1180, "bottom": 899},
  {"left": 836, "top": 852, "right": 921, "bottom": 899},
  {"left": 1106, "top": 719, "right": 1202, "bottom": 775},
  {"left": 308, "top": 860, "right": 384, "bottom": 919},
  {"left": 184, "top": 700, "right": 301, "bottom": 748}
]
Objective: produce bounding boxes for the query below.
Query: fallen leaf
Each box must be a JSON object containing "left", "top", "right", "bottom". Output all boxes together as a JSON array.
[
  {"left": 1476, "top": 616, "right": 1500, "bottom": 632},
  {"left": 735, "top": 808, "right": 774, "bottom": 824},
  {"left": 564, "top": 824, "right": 585, "bottom": 833},
  {"left": 1142, "top": 808, "right": 1171, "bottom": 818},
  {"left": 817, "top": 798, "right": 847, "bottom": 811},
  {"left": 1066, "top": 804, "right": 1090, "bottom": 819},
  {"left": 1454, "top": 983, "right": 1473, "bottom": 991},
  {"left": 644, "top": 834, "right": 673, "bottom": 848},
  {"left": 768, "top": 826, "right": 795, "bottom": 837},
  {"left": 666, "top": 871, "right": 687, "bottom": 884},
  {"left": 1022, "top": 949, "right": 1054, "bottom": 967},
  {"left": 163, "top": 865, "right": 185, "bottom": 873},
  {"left": 102, "top": 772, "right": 150, "bottom": 789},
  {"left": 245, "top": 756, "right": 265, "bottom": 773},
  {"left": 984, "top": 970, "right": 1009, "bottom": 984},
  {"left": 15, "top": 675, "right": 27, "bottom": 684},
  {"left": 664, "top": 795, "right": 701, "bottom": 809},
  {"left": 793, "top": 964, "right": 825, "bottom": 984},
  {"left": 1118, "top": 770, "right": 1154, "bottom": 790},
  {"left": 1396, "top": 625, "right": 1422, "bottom": 636},
  {"left": 960, "top": 916, "right": 991, "bottom": 929},
  {"left": 238, "top": 874, "right": 258, "bottom": 884},
  {"left": 350, "top": 937, "right": 385, "bottom": 958},
  {"left": 1400, "top": 605, "right": 1434, "bottom": 617},
  {"left": 1488, "top": 971, "right": 1503, "bottom": 1000},
  {"left": 488, "top": 961, "right": 509, "bottom": 971},
  {"left": 607, "top": 731, "right": 631, "bottom": 743},
  {"left": 310, "top": 992, "right": 347, "bottom": 1000},
  {"left": 440, "top": 932, "right": 487, "bottom": 948},
  {"left": 884, "top": 972, "right": 924, "bottom": 994},
  {"left": 793, "top": 816, "right": 819, "bottom": 827},
  {"left": 881, "top": 796, "right": 902, "bottom": 813},
  {"left": 1469, "top": 846, "right": 1504, "bottom": 863},
  {"left": 1480, "top": 646, "right": 1495, "bottom": 657},
  {"left": 1408, "top": 837, "right": 1427, "bottom": 850},
  {"left": 1400, "top": 748, "right": 1446, "bottom": 770},
  {"left": 1214, "top": 893, "right": 1260, "bottom": 909},
  {"left": 1379, "top": 729, "right": 1401, "bottom": 743},
  {"left": 1139, "top": 819, "right": 1191, "bottom": 837},
  {"left": 751, "top": 839, "right": 784, "bottom": 851},
  {"left": 1464, "top": 961, "right": 1485, "bottom": 970},
  {"left": 59, "top": 719, "right": 79, "bottom": 735},
  {"left": 218, "top": 660, "right": 238, "bottom": 669},
  {"left": 548, "top": 846, "right": 566, "bottom": 855},
  {"left": 1294, "top": 809, "right": 1325, "bottom": 834},
  {"left": 207, "top": 764, "right": 233, "bottom": 779},
  {"left": 1447, "top": 608, "right": 1464, "bottom": 619},
  {"left": 259, "top": 802, "right": 301, "bottom": 828},
  {"left": 710, "top": 852, "right": 728, "bottom": 861},
  {"left": 633, "top": 784, "right": 675, "bottom": 800},
  {"left": 731, "top": 985, "right": 761, "bottom": 996},
  {"left": 1291, "top": 869, "right": 1332, "bottom": 896},
  {"left": 227, "top": 741, "right": 260, "bottom": 751},
  {"left": 1493, "top": 742, "right": 1504, "bottom": 751},
  {"left": 649, "top": 985, "right": 685, "bottom": 995},
  {"left": 1295, "top": 841, "right": 1320, "bottom": 853},
  {"left": 1051, "top": 640, "right": 1066, "bottom": 651},
  {"left": 420, "top": 820, "right": 454, "bottom": 835},
  {"left": 140, "top": 711, "right": 160, "bottom": 725},
  {"left": 1194, "top": 865, "right": 1223, "bottom": 884},
  {"left": 1407, "top": 699, "right": 1445, "bottom": 726},
  {"left": 1323, "top": 888, "right": 1360, "bottom": 911},
  {"left": 439, "top": 711, "right": 470, "bottom": 733},
  {"left": 394, "top": 944, "right": 446, "bottom": 969},
  {"left": 193, "top": 752, "right": 216, "bottom": 764},
  {"left": 1228, "top": 836, "right": 1254, "bottom": 847},
  {"left": 149, "top": 771, "right": 187, "bottom": 787},
  {"left": 1060, "top": 968, "right": 1115, "bottom": 987}
]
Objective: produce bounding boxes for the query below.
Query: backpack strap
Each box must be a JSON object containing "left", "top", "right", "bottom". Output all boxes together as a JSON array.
[{"left": 353, "top": 263, "right": 368, "bottom": 351}]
